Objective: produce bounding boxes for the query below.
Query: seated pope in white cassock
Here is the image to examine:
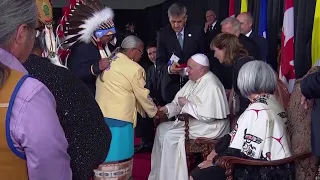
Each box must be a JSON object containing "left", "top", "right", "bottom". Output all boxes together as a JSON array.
[{"left": 148, "top": 54, "right": 230, "bottom": 180}]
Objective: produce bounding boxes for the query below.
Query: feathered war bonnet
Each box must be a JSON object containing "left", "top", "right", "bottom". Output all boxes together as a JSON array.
[
  {"left": 35, "top": 0, "right": 66, "bottom": 67},
  {"left": 62, "top": 0, "right": 116, "bottom": 51}
]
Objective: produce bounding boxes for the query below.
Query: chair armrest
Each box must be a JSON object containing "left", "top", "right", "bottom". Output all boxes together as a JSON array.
[
  {"left": 216, "top": 152, "right": 312, "bottom": 180},
  {"left": 216, "top": 152, "right": 312, "bottom": 167},
  {"left": 181, "top": 113, "right": 220, "bottom": 144}
]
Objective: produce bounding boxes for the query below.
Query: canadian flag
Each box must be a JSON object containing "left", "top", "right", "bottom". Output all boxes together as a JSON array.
[{"left": 279, "top": 0, "right": 295, "bottom": 93}]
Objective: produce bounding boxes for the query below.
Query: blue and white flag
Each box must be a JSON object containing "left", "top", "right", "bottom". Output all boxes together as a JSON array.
[{"left": 258, "top": 0, "right": 268, "bottom": 38}]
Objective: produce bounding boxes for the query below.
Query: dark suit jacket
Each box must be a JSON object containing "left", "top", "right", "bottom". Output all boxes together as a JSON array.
[
  {"left": 301, "top": 71, "right": 320, "bottom": 155},
  {"left": 205, "top": 22, "right": 221, "bottom": 53},
  {"left": 238, "top": 34, "right": 260, "bottom": 59},
  {"left": 156, "top": 24, "right": 205, "bottom": 103},
  {"left": 249, "top": 32, "right": 268, "bottom": 61},
  {"left": 146, "top": 64, "right": 164, "bottom": 105},
  {"left": 67, "top": 42, "right": 116, "bottom": 95}
]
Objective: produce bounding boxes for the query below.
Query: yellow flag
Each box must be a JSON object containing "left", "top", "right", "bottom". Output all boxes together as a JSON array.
[
  {"left": 312, "top": 0, "right": 320, "bottom": 65},
  {"left": 240, "top": 0, "right": 248, "bottom": 13}
]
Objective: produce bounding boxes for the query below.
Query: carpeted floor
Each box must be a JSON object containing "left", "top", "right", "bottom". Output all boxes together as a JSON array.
[{"left": 133, "top": 136, "right": 151, "bottom": 180}]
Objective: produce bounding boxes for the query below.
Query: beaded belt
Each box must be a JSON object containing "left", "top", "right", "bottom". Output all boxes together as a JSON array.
[{"left": 93, "top": 158, "right": 133, "bottom": 180}]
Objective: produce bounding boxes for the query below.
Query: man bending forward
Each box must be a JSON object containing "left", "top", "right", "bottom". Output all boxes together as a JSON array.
[{"left": 148, "top": 54, "right": 230, "bottom": 180}]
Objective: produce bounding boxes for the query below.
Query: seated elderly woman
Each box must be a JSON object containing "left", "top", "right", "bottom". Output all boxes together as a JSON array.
[{"left": 190, "top": 61, "right": 293, "bottom": 180}]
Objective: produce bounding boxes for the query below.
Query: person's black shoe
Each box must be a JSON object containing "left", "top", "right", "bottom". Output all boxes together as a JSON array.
[{"left": 134, "top": 140, "right": 153, "bottom": 153}]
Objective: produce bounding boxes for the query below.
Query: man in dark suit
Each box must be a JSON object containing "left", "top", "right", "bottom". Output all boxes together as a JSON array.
[
  {"left": 221, "top": 17, "right": 260, "bottom": 59},
  {"left": 135, "top": 42, "right": 164, "bottom": 153},
  {"left": 67, "top": 34, "right": 116, "bottom": 95},
  {"left": 156, "top": 3, "right": 205, "bottom": 103},
  {"left": 204, "top": 10, "right": 221, "bottom": 52},
  {"left": 203, "top": 10, "right": 223, "bottom": 86},
  {"left": 145, "top": 42, "right": 164, "bottom": 106},
  {"left": 237, "top": 12, "right": 268, "bottom": 61}
]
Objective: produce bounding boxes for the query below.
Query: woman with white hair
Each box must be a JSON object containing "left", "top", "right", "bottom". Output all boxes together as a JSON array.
[
  {"left": 95, "top": 35, "right": 161, "bottom": 179},
  {"left": 0, "top": 0, "right": 71, "bottom": 179},
  {"left": 190, "top": 61, "right": 293, "bottom": 180}
]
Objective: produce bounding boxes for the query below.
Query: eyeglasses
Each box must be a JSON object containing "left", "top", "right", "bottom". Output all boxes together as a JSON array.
[{"left": 134, "top": 48, "right": 144, "bottom": 55}]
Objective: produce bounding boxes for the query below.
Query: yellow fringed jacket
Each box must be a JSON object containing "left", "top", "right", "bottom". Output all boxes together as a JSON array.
[{"left": 95, "top": 52, "right": 157, "bottom": 127}]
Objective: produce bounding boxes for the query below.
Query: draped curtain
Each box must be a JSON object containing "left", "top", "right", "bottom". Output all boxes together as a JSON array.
[
  {"left": 294, "top": 0, "right": 316, "bottom": 78},
  {"left": 53, "top": 0, "right": 318, "bottom": 78},
  {"left": 266, "top": 0, "right": 283, "bottom": 71}
]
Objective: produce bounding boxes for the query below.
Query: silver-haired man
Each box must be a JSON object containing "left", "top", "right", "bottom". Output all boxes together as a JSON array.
[
  {"left": 220, "top": 17, "right": 260, "bottom": 59},
  {"left": 0, "top": 0, "right": 71, "bottom": 179},
  {"left": 149, "top": 54, "right": 230, "bottom": 180}
]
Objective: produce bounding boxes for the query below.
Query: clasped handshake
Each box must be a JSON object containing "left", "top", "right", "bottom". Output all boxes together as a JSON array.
[{"left": 153, "top": 96, "right": 190, "bottom": 123}]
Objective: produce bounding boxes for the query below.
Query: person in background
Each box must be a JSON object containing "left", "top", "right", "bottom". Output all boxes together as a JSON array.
[
  {"left": 237, "top": 12, "right": 268, "bottom": 61},
  {"left": 156, "top": 3, "right": 205, "bottom": 103},
  {"left": 0, "top": 0, "right": 71, "bottom": 179},
  {"left": 204, "top": 10, "right": 221, "bottom": 51},
  {"left": 24, "top": 29, "right": 111, "bottom": 180},
  {"left": 220, "top": 17, "right": 260, "bottom": 60},
  {"left": 95, "top": 35, "right": 163, "bottom": 179},
  {"left": 125, "top": 22, "right": 138, "bottom": 37},
  {"left": 135, "top": 42, "right": 164, "bottom": 153},
  {"left": 146, "top": 41, "right": 164, "bottom": 106},
  {"left": 203, "top": 9, "right": 224, "bottom": 88}
]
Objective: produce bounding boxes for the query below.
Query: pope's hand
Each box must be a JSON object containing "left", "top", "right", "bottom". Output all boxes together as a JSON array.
[{"left": 178, "top": 97, "right": 189, "bottom": 106}]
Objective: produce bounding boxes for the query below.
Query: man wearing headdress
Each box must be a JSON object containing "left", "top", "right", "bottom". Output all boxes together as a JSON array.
[
  {"left": 149, "top": 54, "right": 230, "bottom": 180},
  {"left": 61, "top": 0, "right": 118, "bottom": 95}
]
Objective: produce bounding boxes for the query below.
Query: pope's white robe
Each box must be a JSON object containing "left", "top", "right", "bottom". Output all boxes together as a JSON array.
[{"left": 148, "top": 72, "right": 230, "bottom": 180}]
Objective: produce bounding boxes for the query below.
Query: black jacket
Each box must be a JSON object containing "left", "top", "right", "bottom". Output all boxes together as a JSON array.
[
  {"left": 67, "top": 42, "right": 116, "bottom": 95},
  {"left": 24, "top": 54, "right": 111, "bottom": 180},
  {"left": 249, "top": 32, "right": 268, "bottom": 61},
  {"left": 238, "top": 34, "right": 260, "bottom": 60}
]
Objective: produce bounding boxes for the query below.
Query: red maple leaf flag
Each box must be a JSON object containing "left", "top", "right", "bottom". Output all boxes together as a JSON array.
[{"left": 279, "top": 0, "right": 295, "bottom": 93}]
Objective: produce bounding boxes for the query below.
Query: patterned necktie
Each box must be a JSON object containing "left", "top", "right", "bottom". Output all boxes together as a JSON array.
[{"left": 177, "top": 32, "right": 183, "bottom": 49}]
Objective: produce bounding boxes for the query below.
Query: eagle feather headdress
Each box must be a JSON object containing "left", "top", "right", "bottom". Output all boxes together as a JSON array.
[
  {"left": 62, "top": 0, "right": 116, "bottom": 49},
  {"left": 36, "top": 0, "right": 66, "bottom": 68}
]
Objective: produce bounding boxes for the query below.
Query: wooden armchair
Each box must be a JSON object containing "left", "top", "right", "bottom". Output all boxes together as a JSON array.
[
  {"left": 179, "top": 114, "right": 236, "bottom": 171},
  {"left": 215, "top": 152, "right": 312, "bottom": 180},
  {"left": 179, "top": 114, "right": 216, "bottom": 171}
]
